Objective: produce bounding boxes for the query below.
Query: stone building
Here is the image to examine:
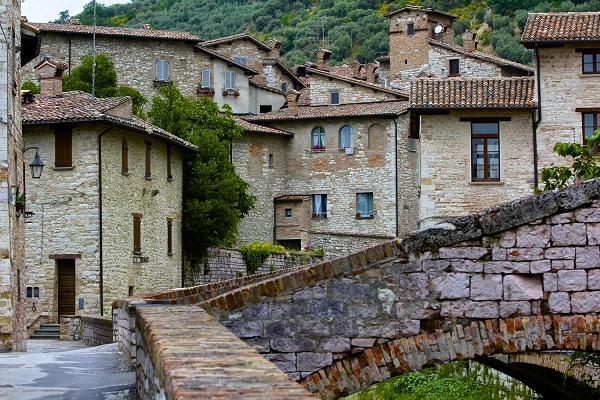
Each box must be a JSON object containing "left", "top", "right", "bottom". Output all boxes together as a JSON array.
[
  {"left": 0, "top": 3, "right": 40, "bottom": 351},
  {"left": 22, "top": 60, "right": 196, "bottom": 320}
]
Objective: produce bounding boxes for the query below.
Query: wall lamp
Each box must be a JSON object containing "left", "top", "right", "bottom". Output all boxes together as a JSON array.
[{"left": 24, "top": 147, "right": 45, "bottom": 179}]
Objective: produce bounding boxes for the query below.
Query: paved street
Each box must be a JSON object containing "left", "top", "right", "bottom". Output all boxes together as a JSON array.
[{"left": 0, "top": 340, "right": 136, "bottom": 400}]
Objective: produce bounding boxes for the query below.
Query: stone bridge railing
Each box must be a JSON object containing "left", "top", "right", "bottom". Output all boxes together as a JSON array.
[{"left": 113, "top": 178, "right": 600, "bottom": 399}]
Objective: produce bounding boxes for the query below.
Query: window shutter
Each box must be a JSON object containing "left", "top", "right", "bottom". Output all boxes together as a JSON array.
[
  {"left": 201, "top": 69, "right": 211, "bottom": 88},
  {"left": 55, "top": 129, "right": 72, "bottom": 168},
  {"left": 145, "top": 141, "right": 152, "bottom": 178},
  {"left": 156, "top": 60, "right": 170, "bottom": 81},
  {"left": 133, "top": 214, "right": 142, "bottom": 253},
  {"left": 167, "top": 219, "right": 173, "bottom": 254},
  {"left": 225, "top": 71, "right": 236, "bottom": 90},
  {"left": 122, "top": 138, "right": 128, "bottom": 174}
]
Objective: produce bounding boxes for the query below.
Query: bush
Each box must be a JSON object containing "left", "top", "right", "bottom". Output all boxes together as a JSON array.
[{"left": 240, "top": 241, "right": 285, "bottom": 276}]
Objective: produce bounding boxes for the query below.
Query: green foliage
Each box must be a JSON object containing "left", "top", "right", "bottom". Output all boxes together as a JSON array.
[
  {"left": 538, "top": 130, "right": 600, "bottom": 192},
  {"left": 21, "top": 80, "right": 40, "bottom": 94},
  {"left": 565, "top": 351, "right": 600, "bottom": 396},
  {"left": 53, "top": 10, "right": 70, "bottom": 24},
  {"left": 149, "top": 84, "right": 256, "bottom": 261},
  {"left": 62, "top": 53, "right": 147, "bottom": 116},
  {"left": 240, "top": 241, "right": 285, "bottom": 276}
]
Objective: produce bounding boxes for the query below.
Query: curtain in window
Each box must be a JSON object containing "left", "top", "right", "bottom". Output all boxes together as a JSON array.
[
  {"left": 312, "top": 126, "right": 325, "bottom": 149},
  {"left": 313, "top": 194, "right": 326, "bottom": 217},
  {"left": 357, "top": 193, "right": 373, "bottom": 217},
  {"left": 339, "top": 125, "right": 354, "bottom": 148}
]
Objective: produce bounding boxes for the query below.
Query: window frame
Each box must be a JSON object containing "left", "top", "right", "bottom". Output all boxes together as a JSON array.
[
  {"left": 312, "top": 194, "right": 327, "bottom": 219},
  {"left": 201, "top": 69, "right": 211, "bottom": 88},
  {"left": 268, "top": 153, "right": 274, "bottom": 167},
  {"left": 281, "top": 82, "right": 288, "bottom": 92},
  {"left": 470, "top": 121, "right": 500, "bottom": 182},
  {"left": 233, "top": 56, "right": 248, "bottom": 65},
  {"left": 449, "top": 59, "right": 460, "bottom": 76},
  {"left": 285, "top": 208, "right": 292, "bottom": 217},
  {"left": 225, "top": 70, "right": 237, "bottom": 90},
  {"left": 133, "top": 213, "right": 142, "bottom": 254},
  {"left": 311, "top": 126, "right": 326, "bottom": 150},
  {"left": 339, "top": 125, "right": 355, "bottom": 149},
  {"left": 580, "top": 49, "right": 600, "bottom": 74},
  {"left": 54, "top": 127, "right": 73, "bottom": 168},
  {"left": 155, "top": 59, "right": 170, "bottom": 82},
  {"left": 356, "top": 192, "right": 374, "bottom": 219},
  {"left": 407, "top": 22, "right": 414, "bottom": 36},
  {"left": 582, "top": 112, "right": 600, "bottom": 153},
  {"left": 330, "top": 90, "right": 340, "bottom": 105}
]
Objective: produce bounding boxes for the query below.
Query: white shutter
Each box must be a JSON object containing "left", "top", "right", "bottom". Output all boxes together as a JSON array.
[
  {"left": 156, "top": 60, "right": 170, "bottom": 81},
  {"left": 201, "top": 69, "right": 211, "bottom": 88},
  {"left": 225, "top": 71, "right": 237, "bottom": 90}
]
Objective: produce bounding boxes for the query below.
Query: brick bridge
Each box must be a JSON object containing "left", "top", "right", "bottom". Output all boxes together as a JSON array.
[{"left": 114, "top": 178, "right": 600, "bottom": 399}]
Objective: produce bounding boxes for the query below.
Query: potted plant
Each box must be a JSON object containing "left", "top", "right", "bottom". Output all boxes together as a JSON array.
[
  {"left": 14, "top": 188, "right": 25, "bottom": 213},
  {"left": 312, "top": 144, "right": 325, "bottom": 151},
  {"left": 222, "top": 90, "right": 229, "bottom": 96},
  {"left": 233, "top": 90, "right": 240, "bottom": 96}
]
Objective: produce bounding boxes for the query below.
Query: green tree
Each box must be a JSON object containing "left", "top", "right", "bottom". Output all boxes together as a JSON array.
[
  {"left": 62, "top": 53, "right": 147, "bottom": 116},
  {"left": 148, "top": 84, "right": 256, "bottom": 261},
  {"left": 53, "top": 10, "right": 70, "bottom": 24}
]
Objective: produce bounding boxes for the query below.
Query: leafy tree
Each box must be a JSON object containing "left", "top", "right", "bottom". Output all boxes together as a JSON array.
[
  {"left": 538, "top": 130, "right": 600, "bottom": 192},
  {"left": 62, "top": 53, "right": 147, "bottom": 116},
  {"left": 148, "top": 84, "right": 256, "bottom": 261},
  {"left": 21, "top": 80, "right": 40, "bottom": 94},
  {"left": 53, "top": 10, "right": 70, "bottom": 24}
]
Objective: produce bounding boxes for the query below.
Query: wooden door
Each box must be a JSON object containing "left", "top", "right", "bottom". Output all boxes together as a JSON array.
[{"left": 57, "top": 259, "right": 76, "bottom": 316}]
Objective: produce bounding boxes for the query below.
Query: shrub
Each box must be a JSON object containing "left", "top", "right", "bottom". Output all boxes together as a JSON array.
[{"left": 240, "top": 241, "right": 285, "bottom": 276}]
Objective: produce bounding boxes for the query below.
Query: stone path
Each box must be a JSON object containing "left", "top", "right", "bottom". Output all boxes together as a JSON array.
[{"left": 0, "top": 340, "right": 135, "bottom": 400}]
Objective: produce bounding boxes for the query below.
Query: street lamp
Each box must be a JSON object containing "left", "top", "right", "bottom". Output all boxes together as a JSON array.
[{"left": 24, "top": 147, "right": 45, "bottom": 179}]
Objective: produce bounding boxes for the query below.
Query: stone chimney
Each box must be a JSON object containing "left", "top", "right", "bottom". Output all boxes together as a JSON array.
[
  {"left": 67, "top": 19, "right": 81, "bottom": 25},
  {"left": 36, "top": 58, "right": 67, "bottom": 97},
  {"left": 286, "top": 89, "right": 300, "bottom": 116},
  {"left": 315, "top": 48, "right": 332, "bottom": 71},
  {"left": 265, "top": 38, "right": 282, "bottom": 59},
  {"left": 365, "top": 63, "right": 378, "bottom": 84},
  {"left": 140, "top": 24, "right": 152, "bottom": 30},
  {"left": 462, "top": 30, "right": 477, "bottom": 52},
  {"left": 350, "top": 61, "right": 363, "bottom": 79}
]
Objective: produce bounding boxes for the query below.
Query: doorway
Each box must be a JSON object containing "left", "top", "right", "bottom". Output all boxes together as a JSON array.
[{"left": 57, "top": 259, "right": 75, "bottom": 316}]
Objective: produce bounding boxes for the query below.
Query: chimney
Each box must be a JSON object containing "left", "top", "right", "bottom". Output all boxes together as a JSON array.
[
  {"left": 140, "top": 24, "right": 152, "bottom": 30},
  {"left": 350, "top": 61, "right": 363, "bottom": 79},
  {"left": 286, "top": 89, "right": 300, "bottom": 116},
  {"left": 462, "top": 30, "right": 477, "bottom": 52},
  {"left": 36, "top": 58, "right": 67, "bottom": 97},
  {"left": 365, "top": 62, "right": 378, "bottom": 84},
  {"left": 265, "top": 38, "right": 282, "bottom": 58},
  {"left": 315, "top": 48, "right": 332, "bottom": 71},
  {"left": 67, "top": 19, "right": 81, "bottom": 25}
]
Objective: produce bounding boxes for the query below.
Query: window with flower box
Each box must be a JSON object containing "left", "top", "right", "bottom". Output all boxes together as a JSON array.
[{"left": 311, "top": 126, "right": 326, "bottom": 151}]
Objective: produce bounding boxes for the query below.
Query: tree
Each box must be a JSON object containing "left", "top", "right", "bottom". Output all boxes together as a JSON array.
[
  {"left": 54, "top": 10, "right": 70, "bottom": 24},
  {"left": 62, "top": 53, "right": 147, "bottom": 116},
  {"left": 148, "top": 84, "right": 256, "bottom": 261},
  {"left": 538, "top": 130, "right": 600, "bottom": 191}
]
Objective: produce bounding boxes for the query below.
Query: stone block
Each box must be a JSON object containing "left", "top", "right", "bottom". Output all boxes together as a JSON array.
[
  {"left": 293, "top": 286, "right": 327, "bottom": 301},
  {"left": 530, "top": 260, "right": 551, "bottom": 274},
  {"left": 548, "top": 292, "right": 571, "bottom": 313},
  {"left": 296, "top": 352, "right": 332, "bottom": 372},
  {"left": 377, "top": 288, "right": 396, "bottom": 314},
  {"left": 503, "top": 275, "right": 543, "bottom": 301},
  {"left": 506, "top": 248, "right": 544, "bottom": 261},
  {"left": 269, "top": 303, "right": 304, "bottom": 319},
  {"left": 223, "top": 320, "right": 263, "bottom": 338},
  {"left": 484, "top": 261, "right": 529, "bottom": 274},
  {"left": 451, "top": 260, "right": 483, "bottom": 273},
  {"left": 500, "top": 301, "right": 531, "bottom": 318},
  {"left": 321, "top": 338, "right": 351, "bottom": 353},
  {"left": 398, "top": 273, "right": 429, "bottom": 300},
  {"left": 543, "top": 273, "right": 557, "bottom": 292},
  {"left": 422, "top": 260, "right": 451, "bottom": 272},
  {"left": 332, "top": 283, "right": 374, "bottom": 299},
  {"left": 351, "top": 338, "right": 376, "bottom": 347},
  {"left": 571, "top": 291, "right": 600, "bottom": 313},
  {"left": 552, "top": 259, "right": 574, "bottom": 270},
  {"left": 548, "top": 212, "right": 574, "bottom": 224},
  {"left": 264, "top": 320, "right": 289, "bottom": 337},
  {"left": 515, "top": 224, "right": 551, "bottom": 248},
  {"left": 402, "top": 319, "right": 420, "bottom": 336},
  {"left": 440, "top": 301, "right": 465, "bottom": 317},
  {"left": 431, "top": 273, "right": 469, "bottom": 299},
  {"left": 551, "top": 223, "right": 587, "bottom": 246},
  {"left": 438, "top": 247, "right": 489, "bottom": 260},
  {"left": 265, "top": 353, "right": 297, "bottom": 373},
  {"left": 557, "top": 270, "right": 587, "bottom": 292},
  {"left": 491, "top": 248, "right": 507, "bottom": 261},
  {"left": 500, "top": 230, "right": 516, "bottom": 248},
  {"left": 589, "top": 223, "right": 600, "bottom": 245},
  {"left": 242, "top": 303, "right": 269, "bottom": 320},
  {"left": 544, "top": 247, "right": 575, "bottom": 260},
  {"left": 463, "top": 301, "right": 499, "bottom": 318},
  {"left": 576, "top": 246, "right": 600, "bottom": 269},
  {"left": 470, "top": 274, "right": 503, "bottom": 300},
  {"left": 348, "top": 303, "right": 379, "bottom": 318},
  {"left": 574, "top": 208, "right": 600, "bottom": 222},
  {"left": 394, "top": 261, "right": 422, "bottom": 272},
  {"left": 271, "top": 338, "right": 317, "bottom": 352},
  {"left": 332, "top": 319, "right": 354, "bottom": 337},
  {"left": 308, "top": 299, "right": 343, "bottom": 317},
  {"left": 588, "top": 269, "right": 600, "bottom": 290}
]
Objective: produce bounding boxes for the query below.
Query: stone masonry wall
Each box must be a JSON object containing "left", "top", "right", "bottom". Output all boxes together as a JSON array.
[{"left": 307, "top": 73, "right": 400, "bottom": 106}]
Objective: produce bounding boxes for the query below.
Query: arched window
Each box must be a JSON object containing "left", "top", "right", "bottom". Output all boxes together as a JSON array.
[
  {"left": 339, "top": 125, "right": 354, "bottom": 149},
  {"left": 122, "top": 138, "right": 128, "bottom": 174},
  {"left": 311, "top": 126, "right": 326, "bottom": 150}
]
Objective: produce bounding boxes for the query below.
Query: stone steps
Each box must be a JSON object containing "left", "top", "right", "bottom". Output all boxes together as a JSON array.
[{"left": 30, "top": 323, "right": 60, "bottom": 340}]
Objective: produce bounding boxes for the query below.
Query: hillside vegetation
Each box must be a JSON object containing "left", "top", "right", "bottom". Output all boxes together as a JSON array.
[{"left": 56, "top": 0, "right": 600, "bottom": 66}]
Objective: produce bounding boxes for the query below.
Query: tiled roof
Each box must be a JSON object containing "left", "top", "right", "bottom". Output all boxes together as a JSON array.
[
  {"left": 427, "top": 39, "right": 534, "bottom": 73},
  {"left": 329, "top": 64, "right": 359, "bottom": 79},
  {"left": 410, "top": 78, "right": 536, "bottom": 109},
  {"left": 244, "top": 100, "right": 408, "bottom": 121},
  {"left": 377, "top": 55, "right": 390, "bottom": 62},
  {"left": 22, "top": 91, "right": 197, "bottom": 151},
  {"left": 28, "top": 22, "right": 201, "bottom": 42},
  {"left": 194, "top": 46, "right": 259, "bottom": 75},
  {"left": 233, "top": 117, "right": 293, "bottom": 137},
  {"left": 200, "top": 32, "right": 271, "bottom": 50},
  {"left": 305, "top": 66, "right": 408, "bottom": 98},
  {"left": 522, "top": 12, "right": 600, "bottom": 43},
  {"left": 384, "top": 5, "right": 456, "bottom": 20},
  {"left": 36, "top": 57, "right": 68, "bottom": 70}
]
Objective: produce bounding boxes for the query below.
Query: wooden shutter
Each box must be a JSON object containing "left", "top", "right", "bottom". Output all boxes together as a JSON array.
[
  {"left": 55, "top": 128, "right": 72, "bottom": 167},
  {"left": 167, "top": 144, "right": 172, "bottom": 180},
  {"left": 201, "top": 69, "right": 211, "bottom": 88},
  {"left": 133, "top": 213, "right": 142, "bottom": 253},
  {"left": 167, "top": 218, "right": 173, "bottom": 254},
  {"left": 122, "top": 138, "right": 128, "bottom": 174},
  {"left": 145, "top": 141, "right": 151, "bottom": 178}
]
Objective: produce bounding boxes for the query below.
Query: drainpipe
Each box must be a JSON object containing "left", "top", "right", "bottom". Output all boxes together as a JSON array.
[
  {"left": 273, "top": 198, "right": 277, "bottom": 243},
  {"left": 532, "top": 43, "right": 542, "bottom": 189},
  {"left": 97, "top": 124, "right": 114, "bottom": 316},
  {"left": 385, "top": 115, "right": 400, "bottom": 238},
  {"left": 68, "top": 35, "right": 72, "bottom": 74}
]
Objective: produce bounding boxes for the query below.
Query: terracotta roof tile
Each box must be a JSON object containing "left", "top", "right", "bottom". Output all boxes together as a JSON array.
[
  {"left": 200, "top": 32, "right": 271, "bottom": 50},
  {"left": 29, "top": 22, "right": 201, "bottom": 42},
  {"left": 410, "top": 78, "right": 536, "bottom": 109},
  {"left": 305, "top": 66, "right": 408, "bottom": 98},
  {"left": 233, "top": 116, "right": 293, "bottom": 137},
  {"left": 274, "top": 195, "right": 310, "bottom": 202},
  {"left": 22, "top": 91, "right": 197, "bottom": 151},
  {"left": 522, "top": 12, "right": 600, "bottom": 43},
  {"left": 244, "top": 100, "right": 408, "bottom": 121}
]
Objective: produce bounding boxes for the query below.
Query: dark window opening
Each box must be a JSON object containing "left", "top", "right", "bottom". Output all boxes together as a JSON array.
[
  {"left": 122, "top": 138, "right": 128, "bottom": 174},
  {"left": 449, "top": 59, "right": 460, "bottom": 76},
  {"left": 145, "top": 141, "right": 152, "bottom": 179},
  {"left": 260, "top": 105, "right": 272, "bottom": 113},
  {"left": 55, "top": 128, "right": 73, "bottom": 168},
  {"left": 285, "top": 208, "right": 292, "bottom": 217},
  {"left": 167, "top": 218, "right": 173, "bottom": 255},
  {"left": 407, "top": 23, "right": 414, "bottom": 36},
  {"left": 583, "top": 112, "right": 600, "bottom": 153},
  {"left": 471, "top": 122, "right": 500, "bottom": 181},
  {"left": 133, "top": 213, "right": 142, "bottom": 254}
]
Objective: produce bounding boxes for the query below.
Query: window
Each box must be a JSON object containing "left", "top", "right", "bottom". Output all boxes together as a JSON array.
[
  {"left": 583, "top": 112, "right": 600, "bottom": 153},
  {"left": 133, "top": 213, "right": 142, "bottom": 253},
  {"left": 281, "top": 82, "right": 288, "bottom": 92},
  {"left": 40, "top": 53, "right": 53, "bottom": 62},
  {"left": 285, "top": 208, "right": 292, "bottom": 217},
  {"left": 260, "top": 105, "right": 272, "bottom": 113},
  {"left": 167, "top": 218, "right": 173, "bottom": 255},
  {"left": 122, "top": 138, "right": 128, "bottom": 174},
  {"left": 26, "top": 287, "right": 32, "bottom": 298},
  {"left": 268, "top": 153, "right": 274, "bottom": 166},
  {"left": 312, "top": 194, "right": 327, "bottom": 219},
  {"left": 449, "top": 59, "right": 460, "bottom": 76},
  {"left": 233, "top": 56, "right": 248, "bottom": 65},
  {"left": 155, "top": 59, "right": 170, "bottom": 81},
  {"left": 55, "top": 128, "right": 72, "bottom": 168},
  {"left": 471, "top": 122, "right": 500, "bottom": 181},
  {"left": 339, "top": 125, "right": 354, "bottom": 149},
  {"left": 311, "top": 126, "right": 326, "bottom": 150},
  {"left": 407, "top": 137, "right": 416, "bottom": 152},
  {"left": 145, "top": 141, "right": 152, "bottom": 179},
  {"left": 356, "top": 192, "right": 374, "bottom": 218},
  {"left": 225, "top": 71, "right": 236, "bottom": 90},
  {"left": 582, "top": 50, "right": 600, "bottom": 74},
  {"left": 330, "top": 90, "right": 340, "bottom": 105},
  {"left": 167, "top": 144, "right": 172, "bottom": 180},
  {"left": 201, "top": 69, "right": 211, "bottom": 88},
  {"left": 34, "top": 287, "right": 39, "bottom": 297},
  {"left": 407, "top": 22, "right": 414, "bottom": 36}
]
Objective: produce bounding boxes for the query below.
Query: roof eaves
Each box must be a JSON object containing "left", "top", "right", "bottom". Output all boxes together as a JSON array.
[{"left": 195, "top": 46, "right": 259, "bottom": 74}]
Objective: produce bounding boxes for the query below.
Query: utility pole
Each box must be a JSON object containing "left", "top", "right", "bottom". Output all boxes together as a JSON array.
[{"left": 92, "top": 0, "right": 97, "bottom": 97}]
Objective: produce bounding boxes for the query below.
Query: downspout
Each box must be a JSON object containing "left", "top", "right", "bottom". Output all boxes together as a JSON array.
[
  {"left": 97, "top": 124, "right": 114, "bottom": 316},
  {"left": 532, "top": 43, "right": 542, "bottom": 188},
  {"left": 273, "top": 199, "right": 277, "bottom": 243}
]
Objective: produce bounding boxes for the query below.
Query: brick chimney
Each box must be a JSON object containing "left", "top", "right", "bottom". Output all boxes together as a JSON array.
[
  {"left": 462, "top": 30, "right": 477, "bottom": 52},
  {"left": 286, "top": 89, "right": 300, "bottom": 116},
  {"left": 315, "top": 48, "right": 332, "bottom": 71},
  {"left": 365, "top": 62, "right": 378, "bottom": 84},
  {"left": 67, "top": 19, "right": 81, "bottom": 25},
  {"left": 265, "top": 38, "right": 282, "bottom": 58},
  {"left": 36, "top": 58, "right": 67, "bottom": 97},
  {"left": 350, "top": 61, "right": 363, "bottom": 79}
]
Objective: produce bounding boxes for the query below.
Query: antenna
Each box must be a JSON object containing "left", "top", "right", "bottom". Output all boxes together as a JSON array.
[{"left": 434, "top": 24, "right": 444, "bottom": 34}]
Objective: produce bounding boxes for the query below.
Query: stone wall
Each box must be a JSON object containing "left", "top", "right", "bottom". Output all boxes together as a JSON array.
[
  {"left": 59, "top": 315, "right": 113, "bottom": 345},
  {"left": 307, "top": 73, "right": 400, "bottom": 106}
]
